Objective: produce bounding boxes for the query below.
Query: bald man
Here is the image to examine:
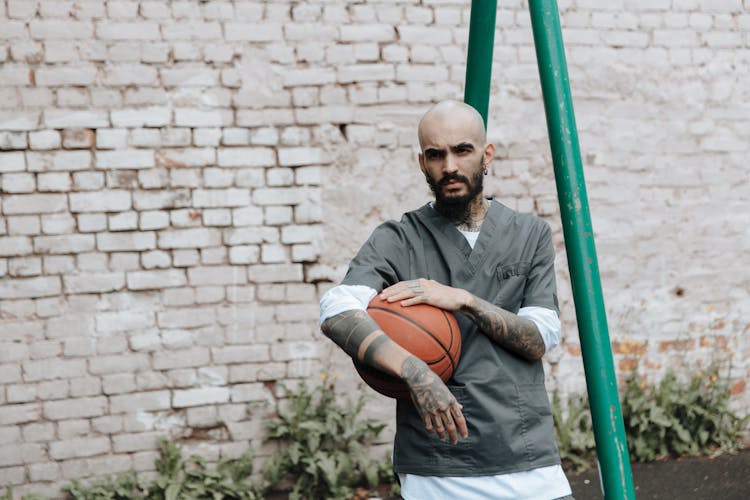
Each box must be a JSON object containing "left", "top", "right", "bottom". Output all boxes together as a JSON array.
[{"left": 320, "top": 100, "right": 572, "bottom": 499}]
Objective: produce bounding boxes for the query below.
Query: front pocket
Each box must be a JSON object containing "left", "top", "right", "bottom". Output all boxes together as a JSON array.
[
  {"left": 497, "top": 261, "right": 531, "bottom": 280},
  {"left": 492, "top": 261, "right": 531, "bottom": 311}
]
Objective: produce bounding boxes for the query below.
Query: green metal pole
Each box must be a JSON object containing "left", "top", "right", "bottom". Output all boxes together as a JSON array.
[
  {"left": 527, "top": 1, "right": 636, "bottom": 498},
  {"left": 464, "top": 0, "right": 497, "bottom": 125}
]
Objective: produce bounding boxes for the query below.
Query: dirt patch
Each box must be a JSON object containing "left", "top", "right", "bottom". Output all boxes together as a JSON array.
[{"left": 567, "top": 448, "right": 750, "bottom": 499}]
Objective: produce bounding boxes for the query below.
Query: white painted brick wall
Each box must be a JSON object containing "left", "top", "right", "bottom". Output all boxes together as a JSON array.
[{"left": 1, "top": 0, "right": 748, "bottom": 492}]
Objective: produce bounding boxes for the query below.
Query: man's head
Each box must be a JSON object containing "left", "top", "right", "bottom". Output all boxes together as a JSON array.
[{"left": 417, "top": 100, "right": 495, "bottom": 211}]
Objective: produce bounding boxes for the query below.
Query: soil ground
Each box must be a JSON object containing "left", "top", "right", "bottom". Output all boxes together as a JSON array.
[{"left": 566, "top": 448, "right": 750, "bottom": 499}]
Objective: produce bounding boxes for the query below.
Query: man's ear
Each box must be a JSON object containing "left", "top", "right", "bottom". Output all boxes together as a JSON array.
[
  {"left": 483, "top": 143, "right": 496, "bottom": 164},
  {"left": 418, "top": 152, "right": 426, "bottom": 175}
]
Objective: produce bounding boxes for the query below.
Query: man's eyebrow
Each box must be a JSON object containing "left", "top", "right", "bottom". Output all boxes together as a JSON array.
[{"left": 451, "top": 142, "right": 475, "bottom": 151}]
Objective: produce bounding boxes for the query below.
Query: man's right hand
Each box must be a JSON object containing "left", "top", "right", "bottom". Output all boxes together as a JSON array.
[{"left": 401, "top": 356, "right": 468, "bottom": 444}]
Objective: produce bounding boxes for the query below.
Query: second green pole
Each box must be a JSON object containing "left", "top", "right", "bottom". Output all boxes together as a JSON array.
[{"left": 528, "top": 0, "right": 636, "bottom": 498}]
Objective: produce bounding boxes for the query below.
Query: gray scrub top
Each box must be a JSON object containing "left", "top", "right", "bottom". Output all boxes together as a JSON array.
[{"left": 342, "top": 200, "right": 562, "bottom": 476}]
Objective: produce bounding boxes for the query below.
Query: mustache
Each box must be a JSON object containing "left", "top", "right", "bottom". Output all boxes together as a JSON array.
[{"left": 437, "top": 173, "right": 469, "bottom": 187}]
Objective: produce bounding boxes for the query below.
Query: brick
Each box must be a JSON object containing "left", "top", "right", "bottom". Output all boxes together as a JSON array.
[
  {"left": 271, "top": 341, "right": 319, "bottom": 361},
  {"left": 0, "top": 152, "right": 26, "bottom": 172},
  {"left": 281, "top": 225, "right": 321, "bottom": 244},
  {"left": 192, "top": 188, "right": 250, "bottom": 208},
  {"left": 173, "top": 387, "right": 230, "bottom": 408},
  {"left": 27, "top": 130, "right": 62, "bottom": 150},
  {"left": 111, "top": 432, "right": 161, "bottom": 453},
  {"left": 43, "top": 396, "right": 107, "bottom": 420},
  {"left": 0, "top": 443, "right": 45, "bottom": 467},
  {"left": 157, "top": 307, "right": 216, "bottom": 328},
  {"left": 225, "top": 22, "right": 282, "bottom": 41},
  {"left": 186, "top": 266, "right": 247, "bottom": 286},
  {"left": 138, "top": 211, "right": 168, "bottom": 231},
  {"left": 252, "top": 187, "right": 314, "bottom": 206},
  {"left": 212, "top": 345, "right": 269, "bottom": 365},
  {"left": 228, "top": 245, "right": 260, "bottom": 264},
  {"left": 28, "top": 462, "right": 60, "bottom": 482},
  {"left": 23, "top": 359, "right": 86, "bottom": 382},
  {"left": 174, "top": 108, "right": 232, "bottom": 127},
  {"left": 109, "top": 391, "right": 171, "bottom": 413},
  {"left": 0, "top": 276, "right": 61, "bottom": 299},
  {"left": 232, "top": 206, "right": 264, "bottom": 226},
  {"left": 49, "top": 437, "right": 110, "bottom": 460},
  {"left": 133, "top": 189, "right": 191, "bottom": 210},
  {"left": 34, "top": 234, "right": 95, "bottom": 254},
  {"left": 0, "top": 236, "right": 32, "bottom": 256},
  {"left": 278, "top": 147, "right": 327, "bottom": 167},
  {"left": 141, "top": 249, "right": 171, "bottom": 269},
  {"left": 127, "top": 269, "right": 187, "bottom": 290},
  {"left": 248, "top": 264, "right": 303, "bottom": 283},
  {"left": 109, "top": 211, "right": 138, "bottom": 231},
  {"left": 153, "top": 347, "right": 210, "bottom": 370},
  {"left": 0, "top": 110, "right": 40, "bottom": 131},
  {"left": 69, "top": 190, "right": 131, "bottom": 212},
  {"left": 109, "top": 107, "right": 170, "bottom": 128},
  {"left": 89, "top": 354, "right": 150, "bottom": 375},
  {"left": 292, "top": 244, "right": 318, "bottom": 262},
  {"left": 27, "top": 150, "right": 92, "bottom": 172},
  {"left": 3, "top": 194, "right": 67, "bottom": 214},
  {"left": 35, "top": 66, "right": 98, "bottom": 86},
  {"left": 63, "top": 272, "right": 125, "bottom": 294},
  {"left": 158, "top": 228, "right": 222, "bottom": 249},
  {"left": 38, "top": 172, "right": 72, "bottom": 192},
  {"left": 29, "top": 19, "right": 93, "bottom": 39},
  {"left": 96, "top": 21, "right": 160, "bottom": 40},
  {"left": 217, "top": 147, "right": 275, "bottom": 167},
  {"left": 161, "top": 66, "right": 219, "bottom": 86},
  {"left": 156, "top": 148, "right": 215, "bottom": 168},
  {"left": 96, "top": 232, "right": 155, "bottom": 252},
  {"left": 44, "top": 109, "right": 109, "bottom": 129},
  {"left": 96, "top": 310, "right": 155, "bottom": 334},
  {"left": 96, "top": 150, "right": 155, "bottom": 169}
]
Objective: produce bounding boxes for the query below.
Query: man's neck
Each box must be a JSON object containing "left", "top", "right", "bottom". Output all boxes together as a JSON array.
[{"left": 433, "top": 195, "right": 489, "bottom": 232}]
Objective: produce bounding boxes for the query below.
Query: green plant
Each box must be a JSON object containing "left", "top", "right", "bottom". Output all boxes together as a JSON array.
[
  {"left": 621, "top": 366, "right": 749, "bottom": 462},
  {"left": 261, "top": 379, "right": 395, "bottom": 500},
  {"left": 63, "top": 439, "right": 261, "bottom": 500},
  {"left": 551, "top": 391, "right": 597, "bottom": 471},
  {"left": 65, "top": 471, "right": 146, "bottom": 499}
]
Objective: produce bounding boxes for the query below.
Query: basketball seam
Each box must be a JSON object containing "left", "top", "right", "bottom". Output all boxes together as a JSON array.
[{"left": 369, "top": 305, "right": 453, "bottom": 367}]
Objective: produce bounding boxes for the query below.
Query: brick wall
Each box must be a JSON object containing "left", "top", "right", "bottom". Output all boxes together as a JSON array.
[{"left": 1, "top": 0, "right": 748, "bottom": 495}]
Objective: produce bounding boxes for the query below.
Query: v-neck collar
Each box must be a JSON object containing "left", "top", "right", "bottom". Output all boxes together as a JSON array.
[{"left": 415, "top": 199, "right": 499, "bottom": 278}]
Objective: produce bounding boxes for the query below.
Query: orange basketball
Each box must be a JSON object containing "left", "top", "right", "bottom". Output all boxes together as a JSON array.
[{"left": 353, "top": 297, "right": 461, "bottom": 399}]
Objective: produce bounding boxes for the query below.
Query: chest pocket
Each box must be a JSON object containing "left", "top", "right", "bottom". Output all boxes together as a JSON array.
[{"left": 492, "top": 261, "right": 531, "bottom": 312}]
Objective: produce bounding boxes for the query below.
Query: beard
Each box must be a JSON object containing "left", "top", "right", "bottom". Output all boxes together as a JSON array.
[{"left": 425, "top": 164, "right": 484, "bottom": 222}]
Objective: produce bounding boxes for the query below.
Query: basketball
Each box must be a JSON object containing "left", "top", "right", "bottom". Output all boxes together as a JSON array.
[{"left": 353, "top": 297, "right": 461, "bottom": 399}]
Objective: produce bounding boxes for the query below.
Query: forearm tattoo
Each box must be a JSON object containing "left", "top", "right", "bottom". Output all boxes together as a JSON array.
[
  {"left": 401, "top": 356, "right": 456, "bottom": 415},
  {"left": 362, "top": 334, "right": 389, "bottom": 365},
  {"left": 460, "top": 296, "right": 545, "bottom": 361},
  {"left": 321, "top": 310, "right": 381, "bottom": 358}
]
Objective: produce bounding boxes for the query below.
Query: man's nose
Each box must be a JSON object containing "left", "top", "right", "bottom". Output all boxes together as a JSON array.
[{"left": 443, "top": 153, "right": 459, "bottom": 174}]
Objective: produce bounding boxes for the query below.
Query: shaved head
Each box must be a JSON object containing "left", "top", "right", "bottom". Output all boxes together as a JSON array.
[{"left": 418, "top": 100, "right": 487, "bottom": 150}]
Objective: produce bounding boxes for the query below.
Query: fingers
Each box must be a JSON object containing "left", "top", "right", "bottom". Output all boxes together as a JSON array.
[{"left": 419, "top": 402, "right": 467, "bottom": 444}]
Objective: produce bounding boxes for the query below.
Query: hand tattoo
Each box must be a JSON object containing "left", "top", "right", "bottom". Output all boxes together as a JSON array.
[
  {"left": 401, "top": 356, "right": 467, "bottom": 443},
  {"left": 460, "top": 295, "right": 545, "bottom": 361}
]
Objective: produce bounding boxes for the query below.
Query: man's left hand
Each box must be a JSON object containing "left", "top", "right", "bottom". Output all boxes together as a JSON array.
[{"left": 380, "top": 279, "right": 473, "bottom": 311}]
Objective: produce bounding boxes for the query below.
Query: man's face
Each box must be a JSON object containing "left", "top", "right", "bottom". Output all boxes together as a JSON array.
[
  {"left": 418, "top": 113, "right": 489, "bottom": 208},
  {"left": 424, "top": 153, "right": 484, "bottom": 207}
]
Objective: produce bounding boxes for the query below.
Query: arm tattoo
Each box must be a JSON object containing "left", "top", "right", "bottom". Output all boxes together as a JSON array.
[
  {"left": 321, "top": 310, "right": 380, "bottom": 358},
  {"left": 460, "top": 296, "right": 545, "bottom": 361},
  {"left": 362, "top": 334, "right": 389, "bottom": 365},
  {"left": 401, "top": 356, "right": 455, "bottom": 415}
]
